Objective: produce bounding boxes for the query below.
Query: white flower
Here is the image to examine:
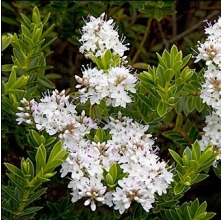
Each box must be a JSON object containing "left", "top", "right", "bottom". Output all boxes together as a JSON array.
[
  {"left": 200, "top": 64, "right": 221, "bottom": 111},
  {"left": 78, "top": 176, "right": 107, "bottom": 211},
  {"left": 195, "top": 17, "right": 221, "bottom": 68},
  {"left": 195, "top": 40, "right": 221, "bottom": 66},
  {"left": 199, "top": 110, "right": 221, "bottom": 163},
  {"left": 195, "top": 17, "right": 221, "bottom": 166},
  {"left": 76, "top": 66, "right": 137, "bottom": 108},
  {"left": 79, "top": 13, "right": 129, "bottom": 58}
]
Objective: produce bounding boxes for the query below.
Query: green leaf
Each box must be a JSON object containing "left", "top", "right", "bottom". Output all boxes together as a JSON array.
[
  {"left": 169, "top": 149, "right": 182, "bottom": 166},
  {"left": 113, "top": 209, "right": 121, "bottom": 219},
  {"left": 95, "top": 128, "right": 106, "bottom": 142},
  {"left": 156, "top": 65, "right": 166, "bottom": 87},
  {"left": 157, "top": 101, "right": 168, "bottom": 117},
  {"left": 136, "top": 93, "right": 153, "bottom": 110},
  {"left": 25, "top": 188, "right": 47, "bottom": 207},
  {"left": 45, "top": 159, "right": 64, "bottom": 172},
  {"left": 2, "top": 34, "right": 12, "bottom": 51},
  {"left": 8, "top": 75, "right": 29, "bottom": 90},
  {"left": 2, "top": 1, "right": 15, "bottom": 12},
  {"left": 20, "top": 206, "right": 43, "bottom": 216},
  {"left": 199, "top": 146, "right": 214, "bottom": 165},
  {"left": 204, "top": 212, "right": 216, "bottom": 220},
  {"left": 35, "top": 144, "right": 47, "bottom": 172},
  {"left": 194, "top": 201, "right": 207, "bottom": 217},
  {"left": 32, "top": 7, "right": 41, "bottom": 24},
  {"left": 105, "top": 173, "right": 114, "bottom": 185},
  {"left": 20, "top": 13, "right": 32, "bottom": 27},
  {"left": 192, "top": 141, "right": 201, "bottom": 161},
  {"left": 13, "top": 48, "right": 26, "bottom": 64},
  {"left": 45, "top": 73, "right": 62, "bottom": 80},
  {"left": 189, "top": 160, "right": 199, "bottom": 171},
  {"left": 6, "top": 68, "right": 16, "bottom": 89},
  {"left": 157, "top": 52, "right": 168, "bottom": 69},
  {"left": 164, "top": 68, "right": 175, "bottom": 83},
  {"left": 172, "top": 60, "right": 183, "bottom": 73},
  {"left": 109, "top": 163, "right": 118, "bottom": 182},
  {"left": 170, "top": 45, "right": 179, "bottom": 62},
  {"left": 41, "top": 36, "right": 57, "bottom": 50},
  {"left": 4, "top": 163, "right": 24, "bottom": 179},
  {"left": 2, "top": 204, "right": 17, "bottom": 215},
  {"left": 47, "top": 140, "right": 63, "bottom": 163},
  {"left": 181, "top": 54, "right": 191, "bottom": 69},
  {"left": 191, "top": 199, "right": 199, "bottom": 215},
  {"left": 6, "top": 173, "right": 24, "bottom": 192},
  {"left": 154, "top": 8, "right": 163, "bottom": 21},
  {"left": 39, "top": 76, "right": 55, "bottom": 89},
  {"left": 42, "top": 12, "right": 51, "bottom": 26},
  {"left": 133, "top": 62, "right": 149, "bottom": 70},
  {"left": 191, "top": 173, "right": 208, "bottom": 184},
  {"left": 2, "top": 16, "right": 19, "bottom": 26},
  {"left": 21, "top": 25, "right": 31, "bottom": 37},
  {"left": 2, "top": 186, "right": 20, "bottom": 203},
  {"left": 2, "top": 64, "right": 14, "bottom": 72},
  {"left": 195, "top": 96, "right": 205, "bottom": 112}
]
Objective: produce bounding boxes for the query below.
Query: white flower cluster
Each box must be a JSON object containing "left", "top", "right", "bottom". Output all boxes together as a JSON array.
[
  {"left": 76, "top": 13, "right": 137, "bottom": 108},
  {"left": 16, "top": 90, "right": 97, "bottom": 147},
  {"left": 79, "top": 13, "right": 129, "bottom": 58},
  {"left": 16, "top": 91, "right": 173, "bottom": 213},
  {"left": 195, "top": 17, "right": 221, "bottom": 162},
  {"left": 75, "top": 65, "right": 137, "bottom": 108},
  {"left": 61, "top": 112, "right": 173, "bottom": 214},
  {"left": 195, "top": 17, "right": 221, "bottom": 67}
]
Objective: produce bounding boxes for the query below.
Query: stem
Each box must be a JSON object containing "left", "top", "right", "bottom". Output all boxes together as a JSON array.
[
  {"left": 132, "top": 17, "right": 153, "bottom": 65},
  {"left": 158, "top": 21, "right": 169, "bottom": 50},
  {"left": 89, "top": 105, "right": 94, "bottom": 118},
  {"left": 13, "top": 190, "right": 30, "bottom": 220},
  {"left": 12, "top": 172, "right": 42, "bottom": 219},
  {"left": 156, "top": 10, "right": 220, "bottom": 51}
]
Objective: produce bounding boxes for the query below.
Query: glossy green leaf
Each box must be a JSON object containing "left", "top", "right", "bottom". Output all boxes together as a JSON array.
[
  {"left": 194, "top": 201, "right": 207, "bottom": 217},
  {"left": 2, "top": 186, "right": 20, "bottom": 203},
  {"left": 157, "top": 101, "right": 168, "bottom": 117},
  {"left": 195, "top": 96, "right": 205, "bottom": 112},
  {"left": 191, "top": 173, "right": 208, "bottom": 185},
  {"left": 191, "top": 141, "right": 201, "bottom": 161},
  {"left": 189, "top": 160, "right": 199, "bottom": 171},
  {"left": 21, "top": 206, "right": 43, "bottom": 216},
  {"left": 47, "top": 140, "right": 62, "bottom": 163},
  {"left": 105, "top": 173, "right": 114, "bottom": 185},
  {"left": 20, "top": 13, "right": 32, "bottom": 27},
  {"left": 8, "top": 75, "right": 29, "bottom": 90},
  {"left": 2, "top": 34, "right": 12, "bottom": 51},
  {"left": 29, "top": 130, "right": 42, "bottom": 146},
  {"left": 109, "top": 163, "right": 118, "bottom": 182},
  {"left": 169, "top": 149, "right": 182, "bottom": 166},
  {"left": 32, "top": 7, "right": 41, "bottom": 24},
  {"left": 2, "top": 64, "right": 14, "bottom": 72},
  {"left": 6, "top": 173, "right": 24, "bottom": 192},
  {"left": 6, "top": 68, "right": 17, "bottom": 89},
  {"left": 35, "top": 144, "right": 47, "bottom": 172},
  {"left": 25, "top": 188, "right": 47, "bottom": 207},
  {"left": 45, "top": 159, "right": 64, "bottom": 172},
  {"left": 4, "top": 163, "right": 24, "bottom": 179}
]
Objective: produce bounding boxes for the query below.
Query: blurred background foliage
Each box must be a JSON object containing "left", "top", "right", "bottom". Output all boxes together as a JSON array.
[
  {"left": 2, "top": 0, "right": 221, "bottom": 92},
  {"left": 2, "top": 1, "right": 221, "bottom": 220}
]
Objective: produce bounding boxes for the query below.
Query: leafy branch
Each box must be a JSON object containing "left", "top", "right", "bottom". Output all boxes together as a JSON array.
[{"left": 2, "top": 138, "right": 68, "bottom": 220}]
